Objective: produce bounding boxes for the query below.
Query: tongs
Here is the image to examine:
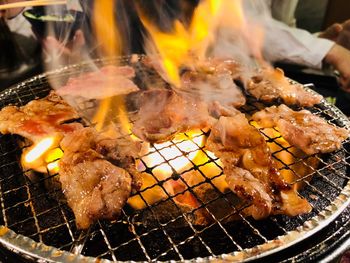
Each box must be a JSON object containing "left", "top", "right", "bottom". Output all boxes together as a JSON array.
[{"left": 0, "top": 0, "right": 82, "bottom": 11}]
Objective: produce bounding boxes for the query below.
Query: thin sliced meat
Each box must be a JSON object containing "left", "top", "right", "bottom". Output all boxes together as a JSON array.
[
  {"left": 61, "top": 127, "right": 142, "bottom": 192},
  {"left": 194, "top": 58, "right": 242, "bottom": 79},
  {"left": 207, "top": 101, "right": 241, "bottom": 119},
  {"left": 206, "top": 114, "right": 311, "bottom": 219},
  {"left": 57, "top": 65, "right": 139, "bottom": 99},
  {"left": 132, "top": 89, "right": 214, "bottom": 143},
  {"left": 252, "top": 104, "right": 349, "bottom": 155},
  {"left": 95, "top": 134, "right": 143, "bottom": 191},
  {"left": 0, "top": 91, "right": 82, "bottom": 142},
  {"left": 181, "top": 70, "right": 246, "bottom": 108},
  {"left": 247, "top": 68, "right": 322, "bottom": 107}
]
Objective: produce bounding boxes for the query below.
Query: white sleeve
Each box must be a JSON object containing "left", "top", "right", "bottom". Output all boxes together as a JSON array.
[{"left": 262, "top": 18, "right": 335, "bottom": 69}]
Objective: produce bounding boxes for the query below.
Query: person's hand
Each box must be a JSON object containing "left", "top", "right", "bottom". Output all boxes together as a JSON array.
[
  {"left": 324, "top": 44, "right": 350, "bottom": 92},
  {"left": 320, "top": 20, "right": 350, "bottom": 51},
  {"left": 42, "top": 29, "right": 86, "bottom": 67}
]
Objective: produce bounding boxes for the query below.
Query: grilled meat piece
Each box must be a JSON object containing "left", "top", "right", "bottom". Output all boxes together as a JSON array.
[
  {"left": 247, "top": 68, "right": 322, "bottom": 107},
  {"left": 194, "top": 58, "right": 242, "bottom": 79},
  {"left": 95, "top": 135, "right": 143, "bottom": 191},
  {"left": 225, "top": 166, "right": 273, "bottom": 219},
  {"left": 180, "top": 70, "right": 246, "bottom": 108},
  {"left": 0, "top": 91, "right": 82, "bottom": 142},
  {"left": 61, "top": 127, "right": 142, "bottom": 192},
  {"left": 207, "top": 101, "right": 241, "bottom": 119},
  {"left": 252, "top": 104, "right": 349, "bottom": 155},
  {"left": 57, "top": 65, "right": 139, "bottom": 99},
  {"left": 59, "top": 149, "right": 131, "bottom": 229},
  {"left": 206, "top": 114, "right": 311, "bottom": 219},
  {"left": 132, "top": 89, "right": 213, "bottom": 143},
  {"left": 59, "top": 127, "right": 141, "bottom": 229}
]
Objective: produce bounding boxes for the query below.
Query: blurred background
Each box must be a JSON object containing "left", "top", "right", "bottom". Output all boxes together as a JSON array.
[{"left": 0, "top": 0, "right": 350, "bottom": 110}]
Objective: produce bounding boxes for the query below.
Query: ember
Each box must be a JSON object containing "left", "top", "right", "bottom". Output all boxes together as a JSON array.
[{"left": 128, "top": 130, "right": 206, "bottom": 210}]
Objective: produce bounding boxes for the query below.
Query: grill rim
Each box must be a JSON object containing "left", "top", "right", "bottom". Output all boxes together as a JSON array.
[{"left": 0, "top": 58, "right": 349, "bottom": 262}]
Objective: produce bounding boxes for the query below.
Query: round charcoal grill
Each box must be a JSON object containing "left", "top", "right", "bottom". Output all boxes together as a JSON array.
[{"left": 0, "top": 56, "right": 349, "bottom": 262}]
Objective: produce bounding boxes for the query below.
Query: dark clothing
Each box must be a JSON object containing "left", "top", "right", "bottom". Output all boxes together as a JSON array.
[{"left": 78, "top": 0, "right": 199, "bottom": 55}]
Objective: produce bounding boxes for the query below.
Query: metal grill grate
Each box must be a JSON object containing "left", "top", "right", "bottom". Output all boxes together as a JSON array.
[{"left": 0, "top": 57, "right": 349, "bottom": 262}]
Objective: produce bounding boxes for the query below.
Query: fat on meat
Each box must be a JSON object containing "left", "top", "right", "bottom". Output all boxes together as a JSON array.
[
  {"left": 252, "top": 104, "right": 349, "bottom": 155},
  {"left": 247, "top": 68, "right": 322, "bottom": 107},
  {"left": 0, "top": 91, "right": 82, "bottom": 142},
  {"left": 206, "top": 114, "right": 311, "bottom": 219},
  {"left": 57, "top": 65, "right": 139, "bottom": 100}
]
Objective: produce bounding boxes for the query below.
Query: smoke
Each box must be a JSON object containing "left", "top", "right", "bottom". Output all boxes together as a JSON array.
[
  {"left": 136, "top": 0, "right": 274, "bottom": 87},
  {"left": 207, "top": 0, "right": 271, "bottom": 68},
  {"left": 40, "top": 0, "right": 274, "bottom": 129}
]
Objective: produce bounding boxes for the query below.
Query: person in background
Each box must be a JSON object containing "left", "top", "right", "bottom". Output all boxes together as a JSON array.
[
  {"left": 38, "top": 0, "right": 350, "bottom": 91},
  {"left": 320, "top": 19, "right": 350, "bottom": 51},
  {"left": 0, "top": 0, "right": 41, "bottom": 88},
  {"left": 265, "top": 0, "right": 350, "bottom": 91}
]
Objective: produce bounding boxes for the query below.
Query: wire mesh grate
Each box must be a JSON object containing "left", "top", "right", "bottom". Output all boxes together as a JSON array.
[{"left": 0, "top": 56, "right": 349, "bottom": 261}]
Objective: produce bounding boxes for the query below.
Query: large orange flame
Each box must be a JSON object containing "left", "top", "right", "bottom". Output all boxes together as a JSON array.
[
  {"left": 90, "top": 0, "right": 131, "bottom": 134},
  {"left": 93, "top": 0, "right": 121, "bottom": 57},
  {"left": 138, "top": 0, "right": 223, "bottom": 86},
  {"left": 137, "top": 0, "right": 264, "bottom": 85}
]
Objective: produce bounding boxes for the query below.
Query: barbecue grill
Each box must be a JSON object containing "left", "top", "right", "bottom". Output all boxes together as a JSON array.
[{"left": 0, "top": 56, "right": 349, "bottom": 262}]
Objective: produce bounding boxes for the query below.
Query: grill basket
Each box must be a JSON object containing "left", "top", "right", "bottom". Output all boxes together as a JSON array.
[{"left": 0, "top": 56, "right": 349, "bottom": 262}]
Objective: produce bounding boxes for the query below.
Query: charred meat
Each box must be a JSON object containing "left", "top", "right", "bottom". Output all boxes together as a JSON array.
[
  {"left": 252, "top": 104, "right": 349, "bottom": 155},
  {"left": 206, "top": 114, "right": 311, "bottom": 219},
  {"left": 94, "top": 130, "right": 143, "bottom": 192}
]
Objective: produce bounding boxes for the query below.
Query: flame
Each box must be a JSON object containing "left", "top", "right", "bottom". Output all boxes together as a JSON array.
[
  {"left": 47, "top": 160, "right": 60, "bottom": 174},
  {"left": 139, "top": 18, "right": 191, "bottom": 86},
  {"left": 22, "top": 136, "right": 63, "bottom": 174},
  {"left": 128, "top": 129, "right": 230, "bottom": 209},
  {"left": 93, "top": 0, "right": 121, "bottom": 57},
  {"left": 90, "top": 0, "right": 132, "bottom": 134},
  {"left": 92, "top": 98, "right": 112, "bottom": 132},
  {"left": 138, "top": 0, "right": 265, "bottom": 85},
  {"left": 91, "top": 96, "right": 132, "bottom": 135},
  {"left": 45, "top": 148, "right": 64, "bottom": 163},
  {"left": 145, "top": 131, "right": 205, "bottom": 176},
  {"left": 24, "top": 138, "right": 55, "bottom": 163},
  {"left": 138, "top": 0, "right": 223, "bottom": 86},
  {"left": 128, "top": 130, "right": 209, "bottom": 209}
]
